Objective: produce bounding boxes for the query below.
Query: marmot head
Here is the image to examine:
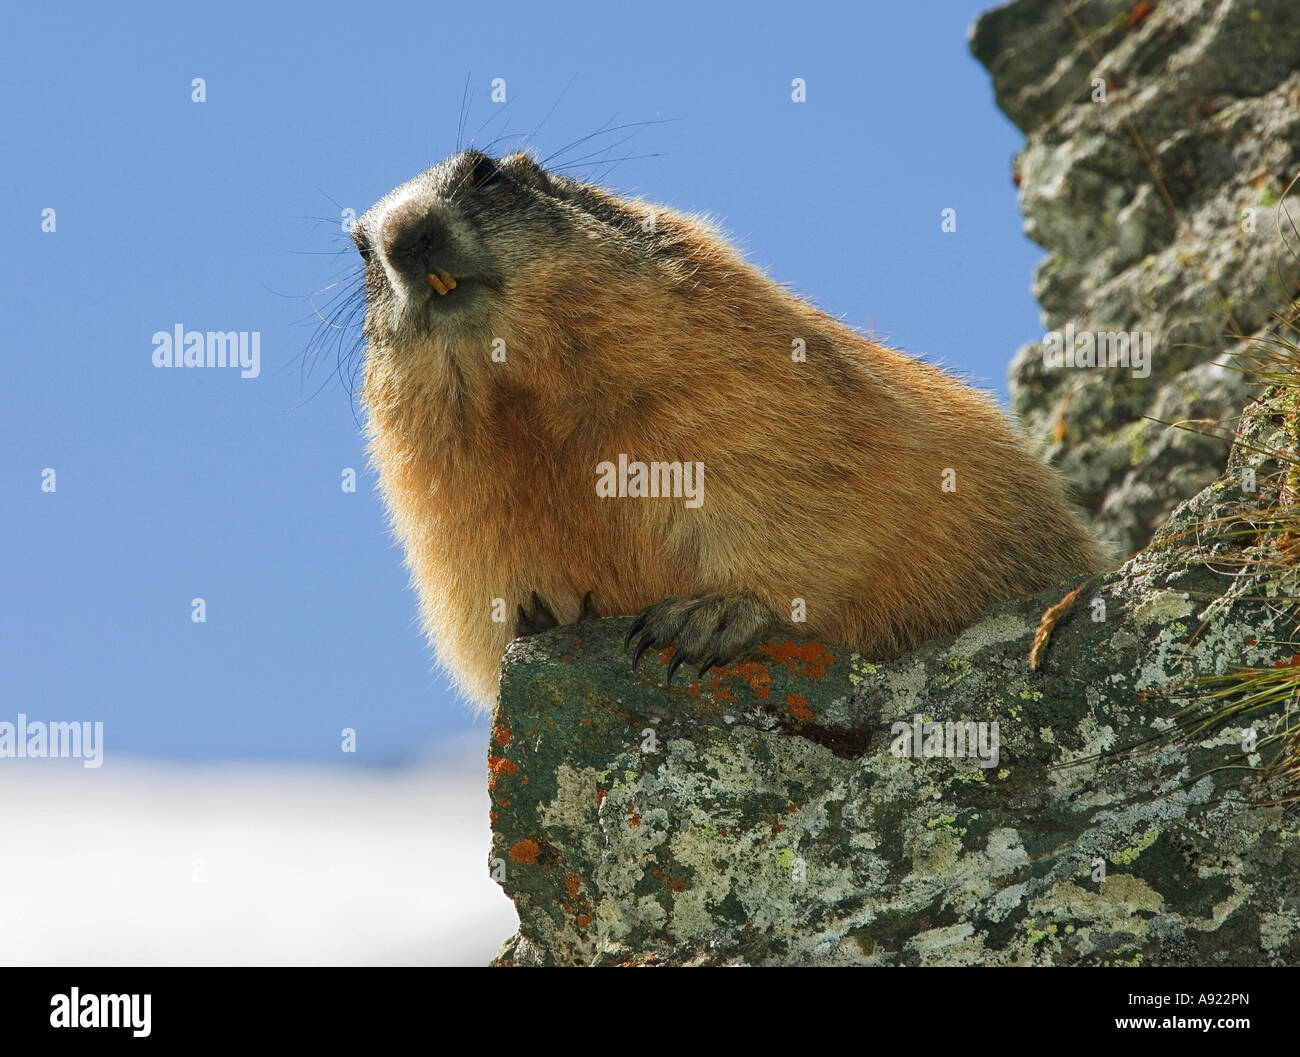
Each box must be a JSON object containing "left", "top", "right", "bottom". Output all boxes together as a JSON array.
[{"left": 354, "top": 150, "right": 748, "bottom": 400}]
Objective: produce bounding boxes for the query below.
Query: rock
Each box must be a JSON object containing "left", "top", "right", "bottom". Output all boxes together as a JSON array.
[
  {"left": 487, "top": 402, "right": 1300, "bottom": 965},
  {"left": 970, "top": 0, "right": 1300, "bottom": 554}
]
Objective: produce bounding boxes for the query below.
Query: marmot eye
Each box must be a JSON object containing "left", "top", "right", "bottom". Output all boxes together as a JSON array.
[{"left": 470, "top": 157, "right": 505, "bottom": 189}]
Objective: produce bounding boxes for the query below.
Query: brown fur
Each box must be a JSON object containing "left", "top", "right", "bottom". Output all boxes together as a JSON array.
[{"left": 356, "top": 150, "right": 1108, "bottom": 709}]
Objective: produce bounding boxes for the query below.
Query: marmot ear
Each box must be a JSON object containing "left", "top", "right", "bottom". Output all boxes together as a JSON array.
[{"left": 503, "top": 152, "right": 552, "bottom": 193}]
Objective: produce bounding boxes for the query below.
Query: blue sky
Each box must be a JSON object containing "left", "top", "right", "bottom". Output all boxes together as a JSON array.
[{"left": 2, "top": 0, "right": 1045, "bottom": 765}]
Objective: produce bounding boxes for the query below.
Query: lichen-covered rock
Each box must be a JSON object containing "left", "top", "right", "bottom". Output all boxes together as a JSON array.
[
  {"left": 487, "top": 408, "right": 1300, "bottom": 966},
  {"left": 970, "top": 0, "right": 1300, "bottom": 553}
]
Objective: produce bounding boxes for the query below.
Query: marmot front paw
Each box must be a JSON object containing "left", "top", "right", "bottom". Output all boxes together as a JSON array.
[{"left": 624, "top": 593, "right": 773, "bottom": 683}]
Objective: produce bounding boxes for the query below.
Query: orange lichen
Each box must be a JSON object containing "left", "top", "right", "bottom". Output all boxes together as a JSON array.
[
  {"left": 761, "top": 641, "right": 836, "bottom": 678},
  {"left": 786, "top": 692, "right": 813, "bottom": 722},
  {"left": 493, "top": 724, "right": 511, "bottom": 747},
  {"left": 733, "top": 661, "right": 772, "bottom": 698},
  {"left": 1125, "top": 1, "right": 1154, "bottom": 28},
  {"left": 487, "top": 754, "right": 519, "bottom": 792},
  {"left": 702, "top": 660, "right": 773, "bottom": 699},
  {"left": 650, "top": 864, "right": 687, "bottom": 892},
  {"left": 509, "top": 840, "right": 540, "bottom": 864},
  {"left": 565, "top": 874, "right": 582, "bottom": 899}
]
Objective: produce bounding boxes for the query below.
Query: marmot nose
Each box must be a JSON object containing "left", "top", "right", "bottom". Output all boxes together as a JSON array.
[{"left": 379, "top": 203, "right": 451, "bottom": 287}]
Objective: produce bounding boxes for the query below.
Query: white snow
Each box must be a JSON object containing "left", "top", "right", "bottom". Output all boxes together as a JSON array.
[{"left": 0, "top": 735, "right": 517, "bottom": 966}]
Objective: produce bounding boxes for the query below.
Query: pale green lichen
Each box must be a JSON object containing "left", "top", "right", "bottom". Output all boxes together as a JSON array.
[
  {"left": 1113, "top": 825, "right": 1160, "bottom": 865},
  {"left": 848, "top": 653, "right": 880, "bottom": 687}
]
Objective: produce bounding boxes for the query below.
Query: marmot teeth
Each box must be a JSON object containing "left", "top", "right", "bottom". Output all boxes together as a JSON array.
[{"left": 426, "top": 271, "right": 458, "bottom": 295}]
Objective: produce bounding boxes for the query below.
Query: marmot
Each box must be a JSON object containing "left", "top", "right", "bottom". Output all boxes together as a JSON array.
[{"left": 355, "top": 150, "right": 1108, "bottom": 709}]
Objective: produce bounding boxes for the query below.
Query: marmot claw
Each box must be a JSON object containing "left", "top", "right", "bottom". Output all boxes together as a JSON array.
[
  {"left": 515, "top": 590, "right": 599, "bottom": 638},
  {"left": 627, "top": 593, "right": 772, "bottom": 684},
  {"left": 514, "top": 591, "right": 559, "bottom": 637}
]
